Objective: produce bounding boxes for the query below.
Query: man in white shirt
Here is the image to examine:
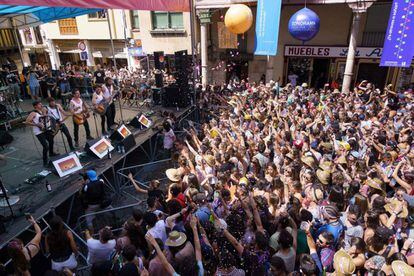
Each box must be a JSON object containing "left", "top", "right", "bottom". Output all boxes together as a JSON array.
[
  {"left": 144, "top": 212, "right": 167, "bottom": 243},
  {"left": 85, "top": 227, "right": 116, "bottom": 265}
]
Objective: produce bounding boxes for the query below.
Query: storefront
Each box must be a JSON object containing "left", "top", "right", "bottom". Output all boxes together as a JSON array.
[
  {"left": 284, "top": 45, "right": 391, "bottom": 88},
  {"left": 54, "top": 40, "right": 128, "bottom": 67}
]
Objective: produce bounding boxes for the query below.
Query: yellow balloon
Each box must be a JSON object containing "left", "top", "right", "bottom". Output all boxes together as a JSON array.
[{"left": 224, "top": 4, "right": 253, "bottom": 34}]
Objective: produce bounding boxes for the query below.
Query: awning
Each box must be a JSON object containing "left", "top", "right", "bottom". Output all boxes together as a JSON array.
[{"left": 0, "top": 5, "right": 101, "bottom": 28}]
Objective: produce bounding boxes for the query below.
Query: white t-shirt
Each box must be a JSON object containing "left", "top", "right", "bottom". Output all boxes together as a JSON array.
[
  {"left": 163, "top": 129, "right": 175, "bottom": 150},
  {"left": 86, "top": 238, "right": 116, "bottom": 265},
  {"left": 148, "top": 220, "right": 168, "bottom": 243}
]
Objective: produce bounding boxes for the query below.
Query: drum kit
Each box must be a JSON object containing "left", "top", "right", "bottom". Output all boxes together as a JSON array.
[{"left": 0, "top": 86, "right": 23, "bottom": 120}]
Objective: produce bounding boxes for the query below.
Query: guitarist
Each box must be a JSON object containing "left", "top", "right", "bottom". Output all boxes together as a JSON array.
[
  {"left": 91, "top": 85, "right": 109, "bottom": 135},
  {"left": 25, "top": 101, "right": 57, "bottom": 166},
  {"left": 102, "top": 77, "right": 117, "bottom": 131},
  {"left": 69, "top": 89, "right": 93, "bottom": 147},
  {"left": 46, "top": 97, "right": 75, "bottom": 151}
]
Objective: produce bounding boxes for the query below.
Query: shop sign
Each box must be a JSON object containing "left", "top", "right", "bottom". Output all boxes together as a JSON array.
[
  {"left": 128, "top": 47, "right": 145, "bottom": 57},
  {"left": 284, "top": 46, "right": 383, "bottom": 59},
  {"left": 217, "top": 22, "right": 238, "bottom": 49}
]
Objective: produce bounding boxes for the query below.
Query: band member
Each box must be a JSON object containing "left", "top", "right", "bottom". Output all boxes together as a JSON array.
[
  {"left": 45, "top": 97, "right": 75, "bottom": 151},
  {"left": 69, "top": 89, "right": 93, "bottom": 147},
  {"left": 102, "top": 77, "right": 117, "bottom": 131},
  {"left": 92, "top": 85, "right": 109, "bottom": 134},
  {"left": 121, "top": 78, "right": 137, "bottom": 106},
  {"left": 25, "top": 101, "right": 57, "bottom": 166}
]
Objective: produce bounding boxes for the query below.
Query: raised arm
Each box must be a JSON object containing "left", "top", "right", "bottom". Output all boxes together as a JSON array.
[
  {"left": 190, "top": 215, "right": 202, "bottom": 262},
  {"left": 128, "top": 173, "right": 148, "bottom": 194},
  {"left": 146, "top": 233, "right": 176, "bottom": 275}
]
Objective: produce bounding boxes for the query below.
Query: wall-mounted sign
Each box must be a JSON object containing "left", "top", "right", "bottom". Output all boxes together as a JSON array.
[
  {"left": 129, "top": 47, "right": 145, "bottom": 57},
  {"left": 288, "top": 8, "right": 320, "bottom": 42},
  {"left": 77, "top": 41, "right": 86, "bottom": 51},
  {"left": 218, "top": 22, "right": 238, "bottom": 49},
  {"left": 285, "top": 46, "right": 383, "bottom": 58}
]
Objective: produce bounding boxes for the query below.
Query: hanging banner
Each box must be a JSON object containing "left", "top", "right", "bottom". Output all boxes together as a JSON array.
[
  {"left": 380, "top": 0, "right": 414, "bottom": 67},
  {"left": 254, "top": 0, "right": 282, "bottom": 56},
  {"left": 218, "top": 22, "right": 238, "bottom": 49},
  {"left": 0, "top": 1, "right": 190, "bottom": 12}
]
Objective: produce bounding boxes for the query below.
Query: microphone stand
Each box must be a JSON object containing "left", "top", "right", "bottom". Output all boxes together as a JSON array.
[
  {"left": 92, "top": 111, "right": 100, "bottom": 138},
  {"left": 0, "top": 174, "right": 14, "bottom": 217}
]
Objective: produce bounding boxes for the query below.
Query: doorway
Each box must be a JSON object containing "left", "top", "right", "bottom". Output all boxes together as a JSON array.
[
  {"left": 226, "top": 60, "right": 249, "bottom": 82},
  {"left": 311, "top": 59, "right": 330, "bottom": 89},
  {"left": 356, "top": 62, "right": 388, "bottom": 89}
]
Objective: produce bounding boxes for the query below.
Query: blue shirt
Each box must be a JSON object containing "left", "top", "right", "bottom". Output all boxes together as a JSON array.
[{"left": 315, "top": 221, "right": 344, "bottom": 245}]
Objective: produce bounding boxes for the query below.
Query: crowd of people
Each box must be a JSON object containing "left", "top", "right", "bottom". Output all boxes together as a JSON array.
[{"left": 6, "top": 77, "right": 414, "bottom": 276}]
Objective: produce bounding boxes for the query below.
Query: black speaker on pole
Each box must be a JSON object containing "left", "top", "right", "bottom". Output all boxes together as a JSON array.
[
  {"left": 154, "top": 51, "right": 165, "bottom": 70},
  {"left": 155, "top": 71, "right": 163, "bottom": 88}
]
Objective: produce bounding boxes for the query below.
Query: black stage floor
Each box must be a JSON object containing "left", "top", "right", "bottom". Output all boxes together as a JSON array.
[{"left": 0, "top": 100, "right": 192, "bottom": 246}]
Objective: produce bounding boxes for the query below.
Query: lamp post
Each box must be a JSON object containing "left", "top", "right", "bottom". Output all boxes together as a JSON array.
[{"left": 341, "top": 0, "right": 375, "bottom": 93}]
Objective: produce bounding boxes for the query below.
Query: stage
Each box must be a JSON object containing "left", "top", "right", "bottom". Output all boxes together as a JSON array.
[{"left": 0, "top": 99, "right": 195, "bottom": 246}]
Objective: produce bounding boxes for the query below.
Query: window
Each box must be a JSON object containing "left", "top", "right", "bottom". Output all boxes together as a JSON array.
[
  {"left": 131, "top": 11, "right": 139, "bottom": 29},
  {"left": 88, "top": 11, "right": 106, "bottom": 19},
  {"left": 58, "top": 18, "right": 79, "bottom": 35},
  {"left": 151, "top": 12, "right": 183, "bottom": 30}
]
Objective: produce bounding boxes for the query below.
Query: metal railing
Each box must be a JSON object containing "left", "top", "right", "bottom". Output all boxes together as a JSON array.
[{"left": 361, "top": 31, "right": 385, "bottom": 47}]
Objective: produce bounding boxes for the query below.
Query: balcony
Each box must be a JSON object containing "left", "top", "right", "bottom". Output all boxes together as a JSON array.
[{"left": 361, "top": 31, "right": 385, "bottom": 47}]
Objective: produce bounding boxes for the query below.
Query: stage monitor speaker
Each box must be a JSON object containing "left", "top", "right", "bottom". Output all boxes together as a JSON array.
[
  {"left": 84, "top": 137, "right": 101, "bottom": 156},
  {"left": 163, "top": 86, "right": 180, "bottom": 107},
  {"left": 129, "top": 113, "right": 143, "bottom": 129},
  {"left": 110, "top": 125, "right": 132, "bottom": 142},
  {"left": 118, "top": 134, "right": 136, "bottom": 153},
  {"left": 154, "top": 51, "right": 165, "bottom": 70}
]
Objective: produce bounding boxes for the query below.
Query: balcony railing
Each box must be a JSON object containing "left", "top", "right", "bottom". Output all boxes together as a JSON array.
[{"left": 361, "top": 31, "right": 385, "bottom": 47}]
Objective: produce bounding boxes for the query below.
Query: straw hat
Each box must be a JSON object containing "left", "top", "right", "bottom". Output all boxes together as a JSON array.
[
  {"left": 210, "top": 129, "right": 219, "bottom": 138},
  {"left": 285, "top": 152, "right": 295, "bottom": 161},
  {"left": 336, "top": 155, "right": 347, "bottom": 165},
  {"left": 301, "top": 156, "right": 316, "bottom": 169},
  {"left": 316, "top": 169, "right": 331, "bottom": 185},
  {"left": 319, "top": 161, "right": 332, "bottom": 172},
  {"left": 333, "top": 249, "right": 356, "bottom": 276},
  {"left": 166, "top": 168, "right": 181, "bottom": 182},
  {"left": 239, "top": 177, "right": 249, "bottom": 186},
  {"left": 321, "top": 142, "right": 333, "bottom": 151},
  {"left": 392, "top": 260, "right": 414, "bottom": 276},
  {"left": 244, "top": 114, "right": 252, "bottom": 120},
  {"left": 339, "top": 141, "right": 351, "bottom": 151},
  {"left": 385, "top": 198, "right": 408, "bottom": 218},
  {"left": 366, "top": 178, "right": 384, "bottom": 192},
  {"left": 165, "top": 231, "right": 187, "bottom": 247},
  {"left": 204, "top": 155, "right": 216, "bottom": 167}
]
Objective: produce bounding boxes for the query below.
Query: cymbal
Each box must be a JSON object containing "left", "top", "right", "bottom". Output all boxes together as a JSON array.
[{"left": 0, "top": 195, "right": 20, "bottom": 207}]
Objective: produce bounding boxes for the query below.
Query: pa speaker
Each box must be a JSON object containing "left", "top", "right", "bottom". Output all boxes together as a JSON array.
[
  {"left": 155, "top": 72, "right": 163, "bottom": 88},
  {"left": 154, "top": 51, "right": 165, "bottom": 70},
  {"left": 119, "top": 134, "right": 136, "bottom": 153}
]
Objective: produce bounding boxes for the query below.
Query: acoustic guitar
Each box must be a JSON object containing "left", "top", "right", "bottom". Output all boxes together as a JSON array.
[{"left": 95, "top": 91, "right": 120, "bottom": 116}]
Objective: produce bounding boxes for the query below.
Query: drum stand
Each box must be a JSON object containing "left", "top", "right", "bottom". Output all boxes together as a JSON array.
[{"left": 59, "top": 127, "right": 69, "bottom": 154}]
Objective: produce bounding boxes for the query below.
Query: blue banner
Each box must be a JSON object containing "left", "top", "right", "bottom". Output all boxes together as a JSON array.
[
  {"left": 380, "top": 0, "right": 414, "bottom": 67},
  {"left": 254, "top": 0, "right": 282, "bottom": 56}
]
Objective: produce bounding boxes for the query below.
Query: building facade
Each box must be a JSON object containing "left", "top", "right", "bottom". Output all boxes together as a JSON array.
[
  {"left": 20, "top": 9, "right": 192, "bottom": 70},
  {"left": 195, "top": 0, "right": 413, "bottom": 90}
]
